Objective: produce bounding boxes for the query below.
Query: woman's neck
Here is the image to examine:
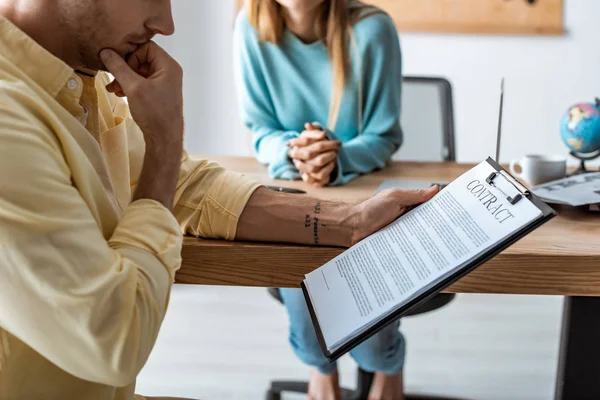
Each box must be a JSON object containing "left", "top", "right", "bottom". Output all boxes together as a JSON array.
[{"left": 282, "top": 6, "right": 319, "bottom": 44}]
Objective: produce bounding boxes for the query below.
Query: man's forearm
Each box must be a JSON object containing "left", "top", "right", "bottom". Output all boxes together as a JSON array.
[
  {"left": 132, "top": 144, "right": 182, "bottom": 210},
  {"left": 236, "top": 187, "right": 354, "bottom": 247}
]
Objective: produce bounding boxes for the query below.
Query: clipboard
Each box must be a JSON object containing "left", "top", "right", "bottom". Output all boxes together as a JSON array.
[{"left": 301, "top": 157, "right": 556, "bottom": 362}]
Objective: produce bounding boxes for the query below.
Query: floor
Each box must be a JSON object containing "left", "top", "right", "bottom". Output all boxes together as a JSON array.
[{"left": 136, "top": 285, "right": 564, "bottom": 400}]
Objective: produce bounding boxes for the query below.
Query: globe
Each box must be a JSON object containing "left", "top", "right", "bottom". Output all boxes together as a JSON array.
[{"left": 560, "top": 99, "right": 600, "bottom": 155}]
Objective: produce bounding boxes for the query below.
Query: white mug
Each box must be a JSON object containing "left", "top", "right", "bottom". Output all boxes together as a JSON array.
[{"left": 509, "top": 154, "right": 567, "bottom": 186}]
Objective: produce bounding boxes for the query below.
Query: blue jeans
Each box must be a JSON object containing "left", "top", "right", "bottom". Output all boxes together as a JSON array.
[{"left": 280, "top": 288, "right": 406, "bottom": 375}]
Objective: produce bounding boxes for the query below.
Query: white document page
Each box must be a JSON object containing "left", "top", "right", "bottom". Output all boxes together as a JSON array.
[{"left": 304, "top": 161, "right": 543, "bottom": 352}]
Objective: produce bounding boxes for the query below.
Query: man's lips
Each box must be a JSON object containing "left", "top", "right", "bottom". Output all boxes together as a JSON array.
[{"left": 127, "top": 42, "right": 141, "bottom": 52}]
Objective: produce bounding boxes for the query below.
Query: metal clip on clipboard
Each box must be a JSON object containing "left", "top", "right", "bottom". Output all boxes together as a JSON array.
[{"left": 486, "top": 170, "right": 531, "bottom": 205}]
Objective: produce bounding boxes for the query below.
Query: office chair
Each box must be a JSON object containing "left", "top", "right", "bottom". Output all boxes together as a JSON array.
[
  {"left": 392, "top": 76, "right": 456, "bottom": 163},
  {"left": 265, "top": 76, "right": 458, "bottom": 400}
]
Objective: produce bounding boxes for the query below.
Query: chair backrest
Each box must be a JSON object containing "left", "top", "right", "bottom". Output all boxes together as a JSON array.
[{"left": 392, "top": 76, "right": 456, "bottom": 162}]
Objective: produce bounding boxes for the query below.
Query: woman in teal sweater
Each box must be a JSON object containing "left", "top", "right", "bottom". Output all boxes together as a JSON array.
[{"left": 234, "top": 1, "right": 405, "bottom": 398}]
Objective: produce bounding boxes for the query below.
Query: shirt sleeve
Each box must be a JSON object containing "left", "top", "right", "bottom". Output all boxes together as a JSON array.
[
  {"left": 232, "top": 11, "right": 300, "bottom": 181},
  {"left": 330, "top": 13, "right": 403, "bottom": 186},
  {"left": 106, "top": 75, "right": 262, "bottom": 241},
  {"left": 0, "top": 103, "right": 181, "bottom": 388},
  {"left": 172, "top": 152, "right": 262, "bottom": 240}
]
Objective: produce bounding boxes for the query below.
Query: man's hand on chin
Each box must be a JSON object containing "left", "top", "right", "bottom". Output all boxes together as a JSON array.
[{"left": 100, "top": 41, "right": 184, "bottom": 210}]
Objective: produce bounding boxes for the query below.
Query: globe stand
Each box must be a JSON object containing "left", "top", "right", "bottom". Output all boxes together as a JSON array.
[{"left": 569, "top": 150, "right": 600, "bottom": 175}]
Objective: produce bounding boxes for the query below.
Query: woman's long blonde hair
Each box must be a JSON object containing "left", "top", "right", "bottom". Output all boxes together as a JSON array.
[{"left": 241, "top": 0, "right": 379, "bottom": 131}]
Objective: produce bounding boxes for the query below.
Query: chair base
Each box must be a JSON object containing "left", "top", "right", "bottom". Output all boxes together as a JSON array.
[
  {"left": 266, "top": 383, "right": 359, "bottom": 400},
  {"left": 266, "top": 384, "right": 465, "bottom": 400},
  {"left": 265, "top": 368, "right": 467, "bottom": 400},
  {"left": 266, "top": 367, "right": 373, "bottom": 400}
]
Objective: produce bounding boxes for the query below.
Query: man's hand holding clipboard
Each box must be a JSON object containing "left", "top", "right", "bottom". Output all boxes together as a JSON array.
[{"left": 298, "top": 79, "right": 557, "bottom": 360}]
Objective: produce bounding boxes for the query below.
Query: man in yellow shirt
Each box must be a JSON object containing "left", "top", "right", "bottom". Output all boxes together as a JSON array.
[{"left": 0, "top": 0, "right": 437, "bottom": 399}]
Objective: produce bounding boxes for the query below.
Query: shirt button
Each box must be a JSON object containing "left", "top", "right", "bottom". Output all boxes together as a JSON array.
[{"left": 67, "top": 79, "right": 78, "bottom": 90}]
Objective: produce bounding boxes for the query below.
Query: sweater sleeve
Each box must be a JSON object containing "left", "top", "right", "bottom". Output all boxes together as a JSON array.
[
  {"left": 330, "top": 13, "right": 403, "bottom": 186},
  {"left": 233, "top": 12, "right": 300, "bottom": 181}
]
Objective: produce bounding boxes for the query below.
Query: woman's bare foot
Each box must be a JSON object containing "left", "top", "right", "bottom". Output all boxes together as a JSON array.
[
  {"left": 367, "top": 371, "right": 404, "bottom": 400},
  {"left": 307, "top": 368, "right": 342, "bottom": 400}
]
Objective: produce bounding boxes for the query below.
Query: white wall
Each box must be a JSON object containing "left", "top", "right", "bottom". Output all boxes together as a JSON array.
[
  {"left": 159, "top": 0, "right": 600, "bottom": 166},
  {"left": 157, "top": 1, "right": 250, "bottom": 157}
]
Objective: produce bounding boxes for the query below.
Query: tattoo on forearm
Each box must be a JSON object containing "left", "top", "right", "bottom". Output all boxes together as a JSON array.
[
  {"left": 305, "top": 214, "right": 311, "bottom": 228},
  {"left": 305, "top": 201, "right": 326, "bottom": 244}
]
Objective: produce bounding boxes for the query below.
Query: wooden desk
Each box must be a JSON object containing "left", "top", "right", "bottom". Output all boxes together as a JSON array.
[
  {"left": 178, "top": 156, "right": 600, "bottom": 296},
  {"left": 178, "top": 156, "right": 600, "bottom": 399}
]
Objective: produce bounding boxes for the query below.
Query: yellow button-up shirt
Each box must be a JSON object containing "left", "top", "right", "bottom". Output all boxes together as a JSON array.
[{"left": 0, "top": 17, "right": 260, "bottom": 400}]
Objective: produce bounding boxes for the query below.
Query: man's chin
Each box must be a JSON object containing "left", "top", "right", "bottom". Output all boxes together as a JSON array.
[
  {"left": 83, "top": 49, "right": 126, "bottom": 73},
  {"left": 86, "top": 50, "right": 130, "bottom": 73},
  {"left": 81, "top": 58, "right": 107, "bottom": 73}
]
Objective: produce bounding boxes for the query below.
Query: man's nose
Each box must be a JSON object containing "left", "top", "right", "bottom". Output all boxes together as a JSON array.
[{"left": 146, "top": 0, "right": 176, "bottom": 36}]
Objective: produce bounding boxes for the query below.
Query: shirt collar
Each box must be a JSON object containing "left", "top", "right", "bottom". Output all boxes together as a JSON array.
[
  {"left": 0, "top": 16, "right": 75, "bottom": 98},
  {"left": 75, "top": 68, "right": 99, "bottom": 78}
]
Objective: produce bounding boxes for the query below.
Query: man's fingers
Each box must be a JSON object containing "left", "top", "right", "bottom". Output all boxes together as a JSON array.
[
  {"left": 386, "top": 185, "right": 439, "bottom": 207},
  {"left": 101, "top": 41, "right": 179, "bottom": 96},
  {"left": 100, "top": 49, "right": 142, "bottom": 93},
  {"left": 126, "top": 41, "right": 177, "bottom": 78},
  {"left": 106, "top": 80, "right": 123, "bottom": 93},
  {"left": 139, "top": 63, "right": 151, "bottom": 78}
]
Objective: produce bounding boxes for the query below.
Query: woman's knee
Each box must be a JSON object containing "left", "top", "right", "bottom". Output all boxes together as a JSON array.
[
  {"left": 351, "top": 322, "right": 406, "bottom": 375},
  {"left": 280, "top": 288, "right": 333, "bottom": 369}
]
